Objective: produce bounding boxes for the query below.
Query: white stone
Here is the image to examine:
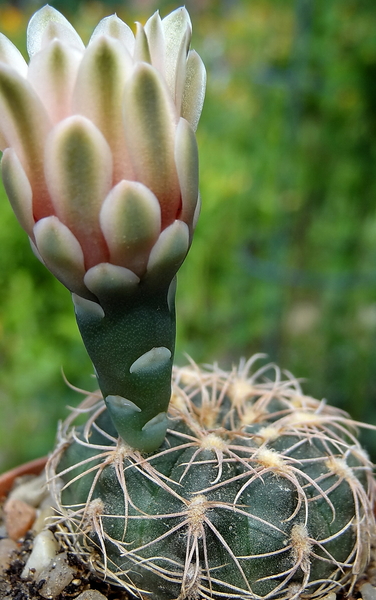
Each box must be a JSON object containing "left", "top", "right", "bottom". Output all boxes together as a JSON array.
[
  {"left": 74, "top": 592, "right": 108, "bottom": 600},
  {"left": 21, "top": 529, "right": 59, "bottom": 579},
  {"left": 38, "top": 552, "right": 75, "bottom": 599},
  {"left": 8, "top": 472, "right": 48, "bottom": 507},
  {"left": 361, "top": 583, "right": 376, "bottom": 600}
]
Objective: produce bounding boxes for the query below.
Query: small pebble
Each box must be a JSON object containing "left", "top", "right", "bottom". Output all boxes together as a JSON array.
[
  {"left": 38, "top": 552, "right": 75, "bottom": 599},
  {"left": 21, "top": 529, "right": 59, "bottom": 579},
  {"left": 361, "top": 582, "right": 376, "bottom": 600},
  {"left": 32, "top": 496, "right": 56, "bottom": 534},
  {"left": 8, "top": 473, "right": 48, "bottom": 507},
  {"left": 4, "top": 497, "right": 36, "bottom": 541},
  {"left": 0, "top": 538, "right": 18, "bottom": 573},
  {"left": 74, "top": 591, "right": 108, "bottom": 600}
]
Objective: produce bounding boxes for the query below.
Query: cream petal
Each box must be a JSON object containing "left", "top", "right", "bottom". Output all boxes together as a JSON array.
[
  {"left": 89, "top": 14, "right": 135, "bottom": 54},
  {"left": 0, "top": 33, "right": 28, "bottom": 77},
  {"left": 162, "top": 7, "right": 191, "bottom": 100},
  {"left": 84, "top": 263, "right": 140, "bottom": 302},
  {"left": 44, "top": 116, "right": 112, "bottom": 268},
  {"left": 72, "top": 293, "right": 104, "bottom": 321},
  {"left": 29, "top": 238, "right": 45, "bottom": 264},
  {"left": 1, "top": 148, "right": 34, "bottom": 237},
  {"left": 100, "top": 180, "right": 161, "bottom": 276},
  {"left": 33, "top": 215, "right": 90, "bottom": 298},
  {"left": 193, "top": 192, "right": 201, "bottom": 230},
  {"left": 144, "top": 11, "right": 165, "bottom": 74},
  {"left": 28, "top": 40, "right": 82, "bottom": 123},
  {"left": 0, "top": 65, "right": 53, "bottom": 218},
  {"left": 73, "top": 36, "right": 133, "bottom": 182},
  {"left": 181, "top": 50, "right": 206, "bottom": 131},
  {"left": 146, "top": 220, "right": 189, "bottom": 283},
  {"left": 27, "top": 5, "right": 84, "bottom": 57},
  {"left": 122, "top": 63, "right": 180, "bottom": 228},
  {"left": 134, "top": 23, "right": 151, "bottom": 64},
  {"left": 174, "top": 118, "right": 198, "bottom": 230},
  {"left": 174, "top": 29, "right": 190, "bottom": 112}
]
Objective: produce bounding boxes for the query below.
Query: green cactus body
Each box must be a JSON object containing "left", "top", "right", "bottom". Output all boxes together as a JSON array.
[{"left": 49, "top": 358, "right": 376, "bottom": 600}]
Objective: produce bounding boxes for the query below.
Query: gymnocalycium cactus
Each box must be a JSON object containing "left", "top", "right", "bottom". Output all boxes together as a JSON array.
[
  {"left": 49, "top": 357, "right": 376, "bottom": 599},
  {"left": 1, "top": 5, "right": 375, "bottom": 600}
]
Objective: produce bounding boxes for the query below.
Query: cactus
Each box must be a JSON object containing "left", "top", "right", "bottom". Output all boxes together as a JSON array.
[
  {"left": 0, "top": 5, "right": 375, "bottom": 599},
  {"left": 49, "top": 357, "right": 376, "bottom": 600}
]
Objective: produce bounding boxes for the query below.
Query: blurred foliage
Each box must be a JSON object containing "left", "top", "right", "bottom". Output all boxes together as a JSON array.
[{"left": 0, "top": 0, "right": 376, "bottom": 468}]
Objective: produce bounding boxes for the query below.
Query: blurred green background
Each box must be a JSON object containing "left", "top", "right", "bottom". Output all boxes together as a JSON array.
[{"left": 1, "top": 0, "right": 376, "bottom": 469}]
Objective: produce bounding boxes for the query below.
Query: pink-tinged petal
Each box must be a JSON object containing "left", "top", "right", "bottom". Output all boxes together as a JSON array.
[
  {"left": 27, "top": 5, "right": 84, "bottom": 57},
  {"left": 181, "top": 50, "right": 206, "bottom": 131},
  {"left": 134, "top": 22, "right": 151, "bottom": 64},
  {"left": 28, "top": 40, "right": 82, "bottom": 123},
  {"left": 0, "top": 65, "right": 53, "bottom": 218},
  {"left": 73, "top": 36, "right": 133, "bottom": 183},
  {"left": 1, "top": 148, "right": 34, "bottom": 236},
  {"left": 44, "top": 116, "right": 112, "bottom": 268},
  {"left": 174, "top": 118, "right": 198, "bottom": 230},
  {"left": 84, "top": 263, "right": 140, "bottom": 303},
  {"left": 162, "top": 7, "right": 191, "bottom": 100},
  {"left": 89, "top": 14, "right": 135, "bottom": 54},
  {"left": 144, "top": 11, "right": 165, "bottom": 73},
  {"left": 100, "top": 180, "right": 161, "bottom": 276},
  {"left": 146, "top": 220, "right": 189, "bottom": 283},
  {"left": 123, "top": 63, "right": 180, "bottom": 227},
  {"left": 33, "top": 215, "right": 91, "bottom": 298},
  {"left": 0, "top": 33, "right": 28, "bottom": 77}
]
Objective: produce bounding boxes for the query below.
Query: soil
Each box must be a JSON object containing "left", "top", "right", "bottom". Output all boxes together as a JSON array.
[{"left": 0, "top": 530, "right": 128, "bottom": 599}]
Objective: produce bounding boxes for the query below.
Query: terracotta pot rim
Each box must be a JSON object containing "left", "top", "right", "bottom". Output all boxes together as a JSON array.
[{"left": 0, "top": 456, "right": 48, "bottom": 499}]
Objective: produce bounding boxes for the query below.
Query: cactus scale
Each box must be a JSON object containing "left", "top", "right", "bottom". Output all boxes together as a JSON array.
[{"left": 49, "top": 357, "right": 376, "bottom": 600}]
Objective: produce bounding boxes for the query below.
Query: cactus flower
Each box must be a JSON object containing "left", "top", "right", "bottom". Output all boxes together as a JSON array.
[
  {"left": 0, "top": 4, "right": 205, "bottom": 299},
  {"left": 0, "top": 6, "right": 206, "bottom": 452}
]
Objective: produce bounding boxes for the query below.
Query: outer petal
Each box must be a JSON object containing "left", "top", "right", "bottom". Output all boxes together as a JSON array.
[
  {"left": 181, "top": 50, "right": 206, "bottom": 131},
  {"left": 44, "top": 116, "right": 112, "bottom": 268},
  {"left": 134, "top": 23, "right": 151, "bottom": 64},
  {"left": 28, "top": 40, "right": 82, "bottom": 123},
  {"left": 146, "top": 220, "right": 189, "bottom": 284},
  {"left": 84, "top": 263, "right": 140, "bottom": 303},
  {"left": 0, "top": 33, "right": 28, "bottom": 77},
  {"left": 1, "top": 148, "right": 34, "bottom": 236},
  {"left": 27, "top": 5, "right": 84, "bottom": 57},
  {"left": 0, "top": 65, "right": 53, "bottom": 218},
  {"left": 123, "top": 63, "right": 180, "bottom": 227},
  {"left": 174, "top": 118, "right": 199, "bottom": 230},
  {"left": 174, "top": 29, "right": 190, "bottom": 113},
  {"left": 33, "top": 216, "right": 90, "bottom": 298},
  {"left": 144, "top": 11, "right": 165, "bottom": 74},
  {"left": 89, "top": 14, "right": 135, "bottom": 54},
  {"left": 193, "top": 193, "right": 201, "bottom": 230},
  {"left": 100, "top": 180, "right": 161, "bottom": 276},
  {"left": 162, "top": 7, "right": 191, "bottom": 100},
  {"left": 73, "top": 36, "right": 133, "bottom": 182}
]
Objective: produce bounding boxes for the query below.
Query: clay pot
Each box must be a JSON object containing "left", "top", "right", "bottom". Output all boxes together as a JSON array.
[{"left": 0, "top": 457, "right": 47, "bottom": 498}]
